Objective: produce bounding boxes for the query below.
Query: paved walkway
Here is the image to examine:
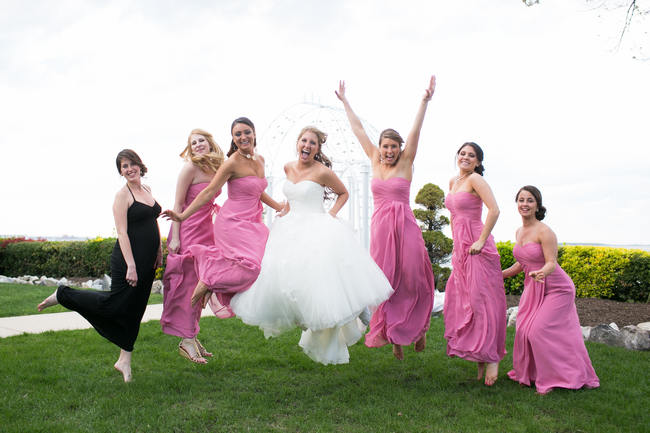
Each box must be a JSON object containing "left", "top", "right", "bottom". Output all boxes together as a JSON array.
[{"left": 0, "top": 304, "right": 214, "bottom": 338}]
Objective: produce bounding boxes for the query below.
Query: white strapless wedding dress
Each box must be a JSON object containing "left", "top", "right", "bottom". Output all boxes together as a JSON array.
[{"left": 231, "top": 180, "right": 394, "bottom": 365}]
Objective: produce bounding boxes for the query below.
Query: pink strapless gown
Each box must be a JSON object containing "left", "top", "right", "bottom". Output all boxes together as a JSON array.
[
  {"left": 508, "top": 243, "right": 599, "bottom": 394},
  {"left": 188, "top": 176, "right": 270, "bottom": 311},
  {"left": 443, "top": 191, "right": 506, "bottom": 363},
  {"left": 161, "top": 183, "right": 221, "bottom": 337},
  {"left": 365, "top": 177, "right": 435, "bottom": 347}
]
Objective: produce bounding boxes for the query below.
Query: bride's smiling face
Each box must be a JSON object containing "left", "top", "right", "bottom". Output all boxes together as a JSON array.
[{"left": 296, "top": 131, "right": 319, "bottom": 162}]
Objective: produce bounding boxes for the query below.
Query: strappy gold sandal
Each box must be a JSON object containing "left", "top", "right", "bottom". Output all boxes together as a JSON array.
[
  {"left": 194, "top": 338, "right": 213, "bottom": 358},
  {"left": 178, "top": 340, "right": 207, "bottom": 364}
]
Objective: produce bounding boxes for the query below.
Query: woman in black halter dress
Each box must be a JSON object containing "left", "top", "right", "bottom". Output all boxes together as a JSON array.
[{"left": 38, "top": 149, "right": 162, "bottom": 382}]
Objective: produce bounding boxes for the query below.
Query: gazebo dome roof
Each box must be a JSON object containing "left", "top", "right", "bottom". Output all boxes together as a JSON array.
[{"left": 261, "top": 102, "right": 378, "bottom": 176}]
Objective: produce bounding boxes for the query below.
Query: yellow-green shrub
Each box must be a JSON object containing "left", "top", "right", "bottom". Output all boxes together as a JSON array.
[
  {"left": 497, "top": 241, "right": 525, "bottom": 295},
  {"left": 496, "top": 242, "right": 649, "bottom": 302}
]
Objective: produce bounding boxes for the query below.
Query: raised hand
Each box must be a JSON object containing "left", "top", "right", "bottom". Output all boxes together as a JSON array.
[
  {"left": 335, "top": 80, "right": 347, "bottom": 102},
  {"left": 423, "top": 75, "right": 436, "bottom": 102},
  {"left": 161, "top": 209, "right": 183, "bottom": 222}
]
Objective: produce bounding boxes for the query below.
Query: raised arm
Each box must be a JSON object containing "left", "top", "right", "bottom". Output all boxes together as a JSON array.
[
  {"left": 162, "top": 161, "right": 232, "bottom": 222},
  {"left": 468, "top": 174, "right": 500, "bottom": 255},
  {"left": 167, "top": 162, "right": 195, "bottom": 253},
  {"left": 335, "top": 81, "right": 378, "bottom": 160},
  {"left": 529, "top": 226, "right": 558, "bottom": 282},
  {"left": 113, "top": 189, "right": 138, "bottom": 287},
  {"left": 401, "top": 75, "right": 435, "bottom": 163}
]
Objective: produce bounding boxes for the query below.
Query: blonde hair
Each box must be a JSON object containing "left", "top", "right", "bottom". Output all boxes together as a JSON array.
[
  {"left": 297, "top": 126, "right": 332, "bottom": 168},
  {"left": 180, "top": 128, "right": 224, "bottom": 173}
]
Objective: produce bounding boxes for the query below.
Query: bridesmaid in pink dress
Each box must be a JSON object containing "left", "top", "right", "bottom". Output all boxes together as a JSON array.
[
  {"left": 444, "top": 142, "right": 506, "bottom": 386},
  {"left": 162, "top": 117, "right": 284, "bottom": 315},
  {"left": 502, "top": 185, "right": 599, "bottom": 394},
  {"left": 161, "top": 129, "right": 224, "bottom": 364},
  {"left": 336, "top": 76, "right": 437, "bottom": 360}
]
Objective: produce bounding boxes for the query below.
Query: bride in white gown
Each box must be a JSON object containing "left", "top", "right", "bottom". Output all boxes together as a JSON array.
[{"left": 231, "top": 126, "right": 394, "bottom": 365}]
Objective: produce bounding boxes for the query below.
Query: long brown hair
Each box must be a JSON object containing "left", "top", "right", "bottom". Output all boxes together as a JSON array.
[
  {"left": 297, "top": 126, "right": 332, "bottom": 168},
  {"left": 297, "top": 126, "right": 334, "bottom": 200},
  {"left": 227, "top": 117, "right": 256, "bottom": 157}
]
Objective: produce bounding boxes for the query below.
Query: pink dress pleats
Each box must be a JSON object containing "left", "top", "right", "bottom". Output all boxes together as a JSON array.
[
  {"left": 161, "top": 183, "right": 220, "bottom": 337},
  {"left": 443, "top": 191, "right": 506, "bottom": 363},
  {"left": 365, "top": 177, "right": 435, "bottom": 347},
  {"left": 508, "top": 243, "right": 599, "bottom": 394},
  {"left": 188, "top": 176, "right": 270, "bottom": 311}
]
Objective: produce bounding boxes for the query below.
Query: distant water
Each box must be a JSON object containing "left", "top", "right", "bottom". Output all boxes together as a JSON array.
[{"left": 562, "top": 243, "right": 650, "bottom": 252}]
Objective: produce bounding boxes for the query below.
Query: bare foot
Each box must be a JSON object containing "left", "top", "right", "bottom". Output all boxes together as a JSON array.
[
  {"left": 477, "top": 362, "right": 486, "bottom": 380},
  {"left": 190, "top": 281, "right": 209, "bottom": 307},
  {"left": 179, "top": 339, "right": 207, "bottom": 364},
  {"left": 414, "top": 335, "right": 426, "bottom": 352},
  {"left": 114, "top": 361, "right": 132, "bottom": 383},
  {"left": 37, "top": 290, "right": 59, "bottom": 312},
  {"left": 392, "top": 344, "right": 404, "bottom": 361},
  {"left": 485, "top": 362, "right": 499, "bottom": 386}
]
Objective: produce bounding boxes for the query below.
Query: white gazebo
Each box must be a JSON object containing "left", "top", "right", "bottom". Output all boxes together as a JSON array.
[{"left": 260, "top": 102, "right": 379, "bottom": 249}]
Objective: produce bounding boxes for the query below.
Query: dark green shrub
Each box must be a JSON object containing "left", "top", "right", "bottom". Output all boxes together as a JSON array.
[
  {"left": 0, "top": 237, "right": 169, "bottom": 278},
  {"left": 613, "top": 251, "right": 650, "bottom": 302},
  {"left": 432, "top": 263, "right": 451, "bottom": 292}
]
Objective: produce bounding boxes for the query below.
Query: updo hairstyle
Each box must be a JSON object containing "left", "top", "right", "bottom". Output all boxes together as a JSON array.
[
  {"left": 456, "top": 142, "right": 485, "bottom": 176},
  {"left": 516, "top": 185, "right": 547, "bottom": 220}
]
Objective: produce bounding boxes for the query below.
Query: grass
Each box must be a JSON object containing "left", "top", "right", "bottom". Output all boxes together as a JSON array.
[
  {"left": 0, "top": 283, "right": 163, "bottom": 317},
  {"left": 1, "top": 313, "right": 648, "bottom": 432}
]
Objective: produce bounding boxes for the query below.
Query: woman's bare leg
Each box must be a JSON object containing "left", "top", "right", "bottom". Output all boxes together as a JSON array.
[
  {"left": 37, "top": 289, "right": 59, "bottom": 312},
  {"left": 114, "top": 349, "right": 132, "bottom": 383}
]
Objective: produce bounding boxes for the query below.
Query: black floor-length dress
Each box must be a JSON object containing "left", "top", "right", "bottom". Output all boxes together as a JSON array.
[{"left": 57, "top": 192, "right": 161, "bottom": 351}]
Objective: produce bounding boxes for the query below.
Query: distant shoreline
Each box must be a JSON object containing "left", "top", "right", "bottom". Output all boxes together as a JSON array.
[{"left": 560, "top": 243, "right": 650, "bottom": 252}]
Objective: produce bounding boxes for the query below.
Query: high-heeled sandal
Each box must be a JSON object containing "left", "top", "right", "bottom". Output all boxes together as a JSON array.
[
  {"left": 178, "top": 340, "right": 207, "bottom": 364},
  {"left": 194, "top": 338, "right": 213, "bottom": 358}
]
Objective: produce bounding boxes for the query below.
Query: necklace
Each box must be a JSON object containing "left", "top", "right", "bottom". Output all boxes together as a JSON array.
[
  {"left": 238, "top": 150, "right": 256, "bottom": 161},
  {"left": 455, "top": 172, "right": 471, "bottom": 186}
]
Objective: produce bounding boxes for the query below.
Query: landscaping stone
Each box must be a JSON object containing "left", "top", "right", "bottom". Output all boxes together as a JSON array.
[
  {"left": 637, "top": 322, "right": 650, "bottom": 331},
  {"left": 621, "top": 325, "right": 650, "bottom": 351},
  {"left": 506, "top": 306, "right": 518, "bottom": 328},
  {"left": 588, "top": 324, "right": 625, "bottom": 348},
  {"left": 581, "top": 326, "right": 592, "bottom": 340},
  {"left": 152, "top": 280, "right": 163, "bottom": 294}
]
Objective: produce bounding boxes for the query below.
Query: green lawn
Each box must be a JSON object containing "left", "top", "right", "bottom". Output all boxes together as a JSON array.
[
  {"left": 1, "top": 312, "right": 648, "bottom": 432},
  {"left": 0, "top": 283, "right": 163, "bottom": 317}
]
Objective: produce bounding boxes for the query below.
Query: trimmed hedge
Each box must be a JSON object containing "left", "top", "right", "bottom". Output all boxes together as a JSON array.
[
  {"left": 2, "top": 238, "right": 648, "bottom": 302},
  {"left": 0, "top": 237, "right": 169, "bottom": 279},
  {"left": 497, "top": 241, "right": 525, "bottom": 296},
  {"left": 497, "top": 242, "right": 650, "bottom": 302}
]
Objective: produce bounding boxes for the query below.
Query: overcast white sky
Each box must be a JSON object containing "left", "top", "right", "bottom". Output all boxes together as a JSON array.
[{"left": 1, "top": 0, "right": 649, "bottom": 245}]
